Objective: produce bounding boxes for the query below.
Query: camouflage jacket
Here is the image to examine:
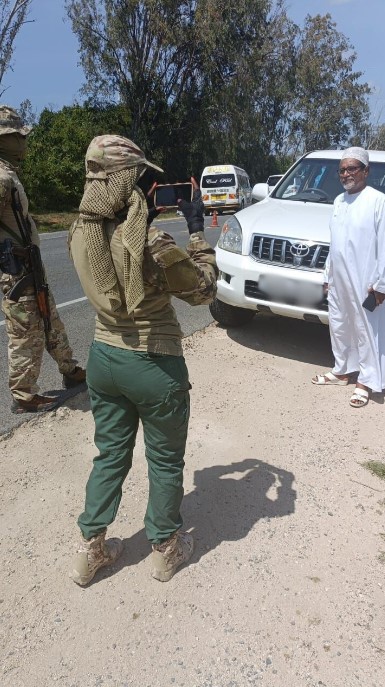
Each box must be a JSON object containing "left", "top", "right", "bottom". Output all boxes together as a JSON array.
[
  {"left": 0, "top": 158, "right": 39, "bottom": 247},
  {"left": 69, "top": 219, "right": 218, "bottom": 355}
]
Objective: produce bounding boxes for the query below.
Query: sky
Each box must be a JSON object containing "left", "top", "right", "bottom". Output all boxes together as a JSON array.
[{"left": 2, "top": 0, "right": 385, "bottom": 123}]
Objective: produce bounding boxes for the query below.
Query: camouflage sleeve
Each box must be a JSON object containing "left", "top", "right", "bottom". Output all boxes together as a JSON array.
[
  {"left": 0, "top": 173, "right": 11, "bottom": 219},
  {"left": 0, "top": 172, "right": 39, "bottom": 245},
  {"left": 145, "top": 228, "right": 218, "bottom": 305}
]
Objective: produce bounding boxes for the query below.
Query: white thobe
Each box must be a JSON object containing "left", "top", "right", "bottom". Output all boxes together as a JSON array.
[{"left": 324, "top": 185, "right": 385, "bottom": 392}]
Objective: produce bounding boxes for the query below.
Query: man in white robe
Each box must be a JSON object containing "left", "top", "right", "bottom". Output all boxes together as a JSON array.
[{"left": 312, "top": 147, "right": 385, "bottom": 407}]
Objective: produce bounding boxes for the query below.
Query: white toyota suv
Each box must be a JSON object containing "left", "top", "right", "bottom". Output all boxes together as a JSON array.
[{"left": 210, "top": 149, "right": 385, "bottom": 327}]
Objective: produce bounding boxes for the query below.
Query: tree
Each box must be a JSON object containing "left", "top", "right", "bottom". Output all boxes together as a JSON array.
[
  {"left": 65, "top": 0, "right": 295, "bottom": 181},
  {"left": 365, "top": 124, "right": 385, "bottom": 150},
  {"left": 65, "top": 1, "right": 201, "bottom": 152},
  {"left": 196, "top": 1, "right": 298, "bottom": 179},
  {"left": 20, "top": 2, "right": 371, "bottom": 213},
  {"left": 288, "top": 14, "right": 370, "bottom": 154},
  {"left": 0, "top": 0, "right": 33, "bottom": 98},
  {"left": 18, "top": 98, "right": 37, "bottom": 126},
  {"left": 191, "top": 0, "right": 276, "bottom": 177},
  {"left": 23, "top": 103, "right": 132, "bottom": 210}
]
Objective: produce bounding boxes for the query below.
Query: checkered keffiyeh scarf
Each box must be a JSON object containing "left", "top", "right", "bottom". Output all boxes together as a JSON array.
[{"left": 79, "top": 166, "right": 148, "bottom": 315}]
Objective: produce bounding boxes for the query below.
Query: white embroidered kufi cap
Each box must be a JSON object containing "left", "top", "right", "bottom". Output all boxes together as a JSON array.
[{"left": 341, "top": 147, "right": 369, "bottom": 166}]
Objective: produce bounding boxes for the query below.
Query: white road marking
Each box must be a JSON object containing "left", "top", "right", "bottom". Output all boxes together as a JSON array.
[
  {"left": 0, "top": 296, "right": 88, "bottom": 326},
  {"left": 56, "top": 296, "right": 88, "bottom": 308}
]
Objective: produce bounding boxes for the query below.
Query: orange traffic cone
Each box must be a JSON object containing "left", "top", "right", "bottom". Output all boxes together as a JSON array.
[{"left": 209, "top": 210, "right": 219, "bottom": 228}]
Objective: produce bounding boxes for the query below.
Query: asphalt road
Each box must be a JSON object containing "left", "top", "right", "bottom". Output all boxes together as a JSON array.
[{"left": 0, "top": 217, "right": 222, "bottom": 435}]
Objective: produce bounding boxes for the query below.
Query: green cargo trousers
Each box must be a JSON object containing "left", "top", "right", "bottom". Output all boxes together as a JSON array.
[{"left": 78, "top": 341, "right": 190, "bottom": 544}]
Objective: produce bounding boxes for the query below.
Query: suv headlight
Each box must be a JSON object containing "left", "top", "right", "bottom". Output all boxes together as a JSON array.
[{"left": 217, "top": 216, "right": 243, "bottom": 253}]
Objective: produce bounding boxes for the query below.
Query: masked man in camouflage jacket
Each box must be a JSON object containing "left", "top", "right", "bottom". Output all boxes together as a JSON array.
[
  {"left": 0, "top": 106, "right": 86, "bottom": 414},
  {"left": 68, "top": 134, "right": 218, "bottom": 585}
]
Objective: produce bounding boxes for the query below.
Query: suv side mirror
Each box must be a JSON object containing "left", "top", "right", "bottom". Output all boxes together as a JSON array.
[
  {"left": 267, "top": 175, "right": 283, "bottom": 190},
  {"left": 252, "top": 183, "right": 269, "bottom": 202}
]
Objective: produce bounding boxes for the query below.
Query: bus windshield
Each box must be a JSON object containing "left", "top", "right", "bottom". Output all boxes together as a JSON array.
[{"left": 202, "top": 174, "right": 236, "bottom": 188}]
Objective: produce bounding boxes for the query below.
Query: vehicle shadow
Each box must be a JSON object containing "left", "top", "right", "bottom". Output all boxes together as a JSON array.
[
  {"left": 223, "top": 314, "right": 334, "bottom": 367},
  {"left": 97, "top": 457, "right": 296, "bottom": 584}
]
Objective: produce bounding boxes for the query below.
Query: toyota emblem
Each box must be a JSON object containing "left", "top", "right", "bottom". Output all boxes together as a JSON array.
[{"left": 290, "top": 242, "right": 310, "bottom": 257}]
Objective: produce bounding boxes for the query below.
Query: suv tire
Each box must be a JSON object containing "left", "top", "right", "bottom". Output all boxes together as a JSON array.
[{"left": 209, "top": 298, "right": 255, "bottom": 327}]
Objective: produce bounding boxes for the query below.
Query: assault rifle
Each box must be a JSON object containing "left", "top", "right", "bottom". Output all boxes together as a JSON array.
[
  {"left": 8, "top": 187, "right": 52, "bottom": 349},
  {"left": 0, "top": 238, "right": 24, "bottom": 275}
]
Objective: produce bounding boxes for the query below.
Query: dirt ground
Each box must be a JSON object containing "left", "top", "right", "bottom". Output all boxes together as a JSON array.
[{"left": 1, "top": 316, "right": 384, "bottom": 687}]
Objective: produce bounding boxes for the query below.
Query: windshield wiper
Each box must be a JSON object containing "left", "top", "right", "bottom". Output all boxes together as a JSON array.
[{"left": 289, "top": 190, "right": 331, "bottom": 204}]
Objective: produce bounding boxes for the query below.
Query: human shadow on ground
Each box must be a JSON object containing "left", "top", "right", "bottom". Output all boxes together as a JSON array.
[
  {"left": 99, "top": 457, "right": 296, "bottom": 583},
  {"left": 45, "top": 384, "right": 91, "bottom": 414},
  {"left": 222, "top": 314, "right": 334, "bottom": 368},
  {"left": 184, "top": 458, "right": 296, "bottom": 562},
  {"left": 45, "top": 383, "right": 89, "bottom": 406}
]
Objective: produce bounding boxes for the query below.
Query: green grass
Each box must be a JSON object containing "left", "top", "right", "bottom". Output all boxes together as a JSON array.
[
  {"left": 33, "top": 209, "right": 181, "bottom": 233},
  {"left": 362, "top": 460, "right": 385, "bottom": 481},
  {"left": 33, "top": 212, "right": 78, "bottom": 233}
]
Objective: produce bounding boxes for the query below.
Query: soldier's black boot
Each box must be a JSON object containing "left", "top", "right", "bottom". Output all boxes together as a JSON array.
[
  {"left": 62, "top": 366, "right": 87, "bottom": 389},
  {"left": 11, "top": 394, "right": 62, "bottom": 414}
]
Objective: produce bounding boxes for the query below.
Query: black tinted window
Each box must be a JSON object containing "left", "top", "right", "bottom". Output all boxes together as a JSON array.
[{"left": 274, "top": 158, "right": 385, "bottom": 204}]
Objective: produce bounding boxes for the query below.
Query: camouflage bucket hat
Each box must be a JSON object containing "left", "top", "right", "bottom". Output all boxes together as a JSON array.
[
  {"left": 85, "top": 134, "right": 164, "bottom": 179},
  {"left": 0, "top": 105, "right": 31, "bottom": 136}
]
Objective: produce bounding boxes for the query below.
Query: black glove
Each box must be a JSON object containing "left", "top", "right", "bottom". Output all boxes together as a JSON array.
[
  {"left": 178, "top": 189, "right": 205, "bottom": 234},
  {"left": 143, "top": 180, "right": 162, "bottom": 228},
  {"left": 147, "top": 206, "right": 161, "bottom": 227}
]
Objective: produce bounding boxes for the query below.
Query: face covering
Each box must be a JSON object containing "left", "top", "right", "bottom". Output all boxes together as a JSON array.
[
  {"left": 0, "top": 133, "right": 28, "bottom": 168},
  {"left": 136, "top": 166, "right": 158, "bottom": 196}
]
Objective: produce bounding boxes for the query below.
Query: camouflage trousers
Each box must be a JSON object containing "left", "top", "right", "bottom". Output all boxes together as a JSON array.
[{"left": 1, "top": 272, "right": 77, "bottom": 402}]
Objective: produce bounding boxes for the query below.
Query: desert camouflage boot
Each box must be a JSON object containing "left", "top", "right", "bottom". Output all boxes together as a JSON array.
[
  {"left": 151, "top": 531, "right": 194, "bottom": 582},
  {"left": 70, "top": 530, "right": 123, "bottom": 586},
  {"left": 11, "top": 394, "right": 62, "bottom": 414}
]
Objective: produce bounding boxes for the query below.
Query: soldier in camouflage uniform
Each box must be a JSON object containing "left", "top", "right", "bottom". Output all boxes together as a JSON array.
[
  {"left": 0, "top": 106, "right": 86, "bottom": 414},
  {"left": 68, "top": 134, "right": 218, "bottom": 585}
]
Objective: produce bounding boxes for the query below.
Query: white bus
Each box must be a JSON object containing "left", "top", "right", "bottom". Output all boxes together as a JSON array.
[{"left": 200, "top": 164, "right": 252, "bottom": 215}]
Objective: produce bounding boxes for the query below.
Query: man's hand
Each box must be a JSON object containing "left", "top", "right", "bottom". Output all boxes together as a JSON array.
[
  {"left": 323, "top": 282, "right": 329, "bottom": 294},
  {"left": 178, "top": 177, "right": 204, "bottom": 235},
  {"left": 372, "top": 289, "right": 385, "bottom": 306}
]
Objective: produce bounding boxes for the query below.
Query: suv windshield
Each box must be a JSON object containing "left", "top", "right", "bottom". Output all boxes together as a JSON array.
[
  {"left": 202, "top": 174, "right": 236, "bottom": 188},
  {"left": 273, "top": 157, "right": 385, "bottom": 204}
]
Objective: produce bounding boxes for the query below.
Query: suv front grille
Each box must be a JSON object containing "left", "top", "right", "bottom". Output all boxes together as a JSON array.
[{"left": 251, "top": 235, "right": 329, "bottom": 271}]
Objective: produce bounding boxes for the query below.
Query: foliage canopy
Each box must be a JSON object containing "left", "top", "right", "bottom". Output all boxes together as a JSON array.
[
  {"left": 4, "top": 2, "right": 372, "bottom": 211},
  {"left": 23, "top": 103, "right": 132, "bottom": 210},
  {"left": 63, "top": 2, "right": 370, "bottom": 178}
]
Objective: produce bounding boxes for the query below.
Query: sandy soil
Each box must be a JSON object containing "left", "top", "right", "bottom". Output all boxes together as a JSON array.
[{"left": 1, "top": 316, "right": 384, "bottom": 687}]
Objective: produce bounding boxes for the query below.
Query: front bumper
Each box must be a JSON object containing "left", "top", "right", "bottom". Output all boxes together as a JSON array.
[
  {"left": 204, "top": 202, "right": 241, "bottom": 211},
  {"left": 215, "top": 247, "right": 329, "bottom": 324}
]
